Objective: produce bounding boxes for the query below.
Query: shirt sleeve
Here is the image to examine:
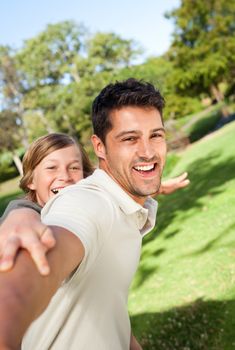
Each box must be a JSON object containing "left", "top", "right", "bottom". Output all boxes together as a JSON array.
[
  {"left": 41, "top": 186, "right": 114, "bottom": 273},
  {"left": 0, "top": 199, "right": 41, "bottom": 223}
]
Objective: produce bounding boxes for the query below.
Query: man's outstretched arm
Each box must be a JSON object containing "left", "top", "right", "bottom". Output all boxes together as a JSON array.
[{"left": 0, "top": 226, "right": 84, "bottom": 350}]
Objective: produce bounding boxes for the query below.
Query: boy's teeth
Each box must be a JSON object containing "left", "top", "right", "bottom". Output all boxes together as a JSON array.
[{"left": 134, "top": 164, "right": 154, "bottom": 171}]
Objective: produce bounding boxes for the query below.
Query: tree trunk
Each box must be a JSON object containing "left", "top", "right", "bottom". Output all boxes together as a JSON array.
[
  {"left": 210, "top": 84, "right": 230, "bottom": 117},
  {"left": 210, "top": 84, "right": 224, "bottom": 103},
  {"left": 12, "top": 152, "right": 23, "bottom": 176}
]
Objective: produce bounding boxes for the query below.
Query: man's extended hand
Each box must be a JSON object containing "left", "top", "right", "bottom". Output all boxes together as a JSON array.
[
  {"left": 0, "top": 208, "right": 55, "bottom": 275},
  {"left": 158, "top": 172, "right": 190, "bottom": 195},
  {"left": 130, "top": 333, "right": 143, "bottom": 350}
]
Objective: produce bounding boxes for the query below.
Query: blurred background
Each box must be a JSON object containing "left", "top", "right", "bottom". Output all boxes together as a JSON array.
[{"left": 0, "top": 1, "right": 235, "bottom": 349}]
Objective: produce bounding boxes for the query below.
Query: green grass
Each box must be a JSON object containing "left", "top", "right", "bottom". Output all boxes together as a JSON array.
[{"left": 129, "top": 121, "right": 235, "bottom": 349}]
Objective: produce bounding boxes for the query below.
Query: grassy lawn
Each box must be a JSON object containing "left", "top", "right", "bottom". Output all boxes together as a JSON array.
[{"left": 129, "top": 121, "right": 235, "bottom": 349}]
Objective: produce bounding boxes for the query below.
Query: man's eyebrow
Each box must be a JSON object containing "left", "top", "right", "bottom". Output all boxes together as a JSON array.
[
  {"left": 115, "top": 130, "right": 139, "bottom": 139},
  {"left": 115, "top": 127, "right": 166, "bottom": 139},
  {"left": 152, "top": 127, "right": 166, "bottom": 133}
]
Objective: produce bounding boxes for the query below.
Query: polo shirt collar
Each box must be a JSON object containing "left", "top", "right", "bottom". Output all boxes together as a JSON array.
[{"left": 91, "top": 169, "right": 158, "bottom": 235}]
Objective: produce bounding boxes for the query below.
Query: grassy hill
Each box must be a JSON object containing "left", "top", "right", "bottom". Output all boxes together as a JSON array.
[{"left": 130, "top": 121, "right": 235, "bottom": 350}]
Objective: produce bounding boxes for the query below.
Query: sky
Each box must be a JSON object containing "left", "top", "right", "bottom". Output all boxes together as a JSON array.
[{"left": 0, "top": 0, "right": 179, "bottom": 59}]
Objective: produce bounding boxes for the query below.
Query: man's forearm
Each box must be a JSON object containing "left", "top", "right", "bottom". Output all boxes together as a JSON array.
[
  {"left": 0, "top": 226, "right": 84, "bottom": 349},
  {"left": 0, "top": 250, "right": 61, "bottom": 349},
  {"left": 130, "top": 333, "right": 143, "bottom": 350}
]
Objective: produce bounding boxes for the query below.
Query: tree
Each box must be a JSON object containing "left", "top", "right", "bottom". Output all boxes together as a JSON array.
[
  {"left": 86, "top": 32, "right": 141, "bottom": 72},
  {"left": 166, "top": 0, "right": 235, "bottom": 103},
  {"left": 13, "top": 21, "right": 142, "bottom": 143},
  {"left": 0, "top": 110, "right": 24, "bottom": 175},
  {"left": 0, "top": 46, "right": 30, "bottom": 149}
]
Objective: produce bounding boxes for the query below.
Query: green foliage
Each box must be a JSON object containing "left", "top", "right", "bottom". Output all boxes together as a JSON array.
[
  {"left": 166, "top": 0, "right": 235, "bottom": 100},
  {"left": 116, "top": 57, "right": 173, "bottom": 94},
  {"left": 0, "top": 176, "right": 22, "bottom": 215},
  {"left": 116, "top": 57, "right": 203, "bottom": 120},
  {"left": 189, "top": 110, "right": 221, "bottom": 142},
  {"left": 0, "top": 110, "right": 21, "bottom": 151},
  {"left": 86, "top": 32, "right": 141, "bottom": 71},
  {"left": 1, "top": 21, "right": 142, "bottom": 144},
  {"left": 0, "top": 153, "right": 18, "bottom": 182},
  {"left": 16, "top": 21, "right": 87, "bottom": 85},
  {"left": 164, "top": 94, "right": 203, "bottom": 120}
]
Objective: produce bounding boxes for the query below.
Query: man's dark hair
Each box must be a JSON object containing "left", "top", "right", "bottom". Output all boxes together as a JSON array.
[{"left": 92, "top": 78, "right": 165, "bottom": 143}]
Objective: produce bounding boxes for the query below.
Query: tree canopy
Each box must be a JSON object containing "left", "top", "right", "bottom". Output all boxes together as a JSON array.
[{"left": 166, "top": 0, "right": 235, "bottom": 101}]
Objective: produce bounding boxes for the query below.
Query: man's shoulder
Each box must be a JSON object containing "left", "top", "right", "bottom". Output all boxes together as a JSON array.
[
  {"left": 60, "top": 169, "right": 116, "bottom": 201},
  {"left": 42, "top": 172, "right": 115, "bottom": 219}
]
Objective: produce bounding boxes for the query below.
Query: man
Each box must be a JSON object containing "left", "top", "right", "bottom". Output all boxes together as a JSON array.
[{"left": 0, "top": 78, "right": 168, "bottom": 349}]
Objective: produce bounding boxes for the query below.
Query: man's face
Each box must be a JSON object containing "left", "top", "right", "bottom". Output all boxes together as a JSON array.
[{"left": 92, "top": 106, "right": 167, "bottom": 205}]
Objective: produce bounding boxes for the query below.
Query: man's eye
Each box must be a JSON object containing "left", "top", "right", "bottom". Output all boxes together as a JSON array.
[
  {"left": 152, "top": 133, "right": 164, "bottom": 139},
  {"left": 123, "top": 137, "right": 137, "bottom": 142},
  {"left": 46, "top": 166, "right": 56, "bottom": 170}
]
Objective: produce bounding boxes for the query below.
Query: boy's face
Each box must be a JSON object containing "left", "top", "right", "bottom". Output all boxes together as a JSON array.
[
  {"left": 28, "top": 145, "right": 84, "bottom": 206},
  {"left": 92, "top": 106, "right": 167, "bottom": 205}
]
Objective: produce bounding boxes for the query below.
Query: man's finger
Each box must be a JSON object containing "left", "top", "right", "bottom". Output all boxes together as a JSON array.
[
  {"left": 28, "top": 241, "right": 50, "bottom": 276},
  {"left": 40, "top": 227, "right": 56, "bottom": 249}
]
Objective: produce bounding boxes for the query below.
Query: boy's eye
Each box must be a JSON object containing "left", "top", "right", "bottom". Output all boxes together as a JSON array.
[{"left": 70, "top": 166, "right": 79, "bottom": 170}]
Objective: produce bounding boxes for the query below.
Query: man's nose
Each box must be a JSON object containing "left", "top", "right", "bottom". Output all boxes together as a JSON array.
[{"left": 137, "top": 140, "right": 155, "bottom": 159}]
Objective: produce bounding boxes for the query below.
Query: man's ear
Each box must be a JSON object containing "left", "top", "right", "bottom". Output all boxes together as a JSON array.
[{"left": 91, "top": 135, "right": 106, "bottom": 160}]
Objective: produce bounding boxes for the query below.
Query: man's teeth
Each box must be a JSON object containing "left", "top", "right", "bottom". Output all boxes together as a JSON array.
[{"left": 134, "top": 164, "right": 154, "bottom": 171}]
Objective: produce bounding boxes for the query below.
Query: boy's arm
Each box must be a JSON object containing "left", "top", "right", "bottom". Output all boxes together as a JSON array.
[
  {"left": 0, "top": 226, "right": 84, "bottom": 350},
  {"left": 0, "top": 199, "right": 41, "bottom": 223}
]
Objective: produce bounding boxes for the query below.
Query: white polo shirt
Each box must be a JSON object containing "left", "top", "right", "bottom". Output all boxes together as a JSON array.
[{"left": 22, "top": 169, "right": 158, "bottom": 350}]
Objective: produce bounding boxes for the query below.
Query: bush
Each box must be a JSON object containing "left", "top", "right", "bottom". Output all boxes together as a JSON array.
[
  {"left": 0, "top": 153, "right": 19, "bottom": 183},
  {"left": 189, "top": 111, "right": 221, "bottom": 142}
]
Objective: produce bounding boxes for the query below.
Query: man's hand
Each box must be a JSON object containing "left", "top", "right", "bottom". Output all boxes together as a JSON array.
[
  {"left": 130, "top": 333, "right": 143, "bottom": 350},
  {"left": 0, "top": 208, "right": 56, "bottom": 275},
  {"left": 158, "top": 172, "right": 190, "bottom": 195}
]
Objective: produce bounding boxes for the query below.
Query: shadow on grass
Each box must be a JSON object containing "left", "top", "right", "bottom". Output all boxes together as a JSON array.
[
  {"left": 187, "top": 221, "right": 235, "bottom": 257},
  {"left": 131, "top": 298, "right": 235, "bottom": 350},
  {"left": 0, "top": 191, "right": 22, "bottom": 216}
]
